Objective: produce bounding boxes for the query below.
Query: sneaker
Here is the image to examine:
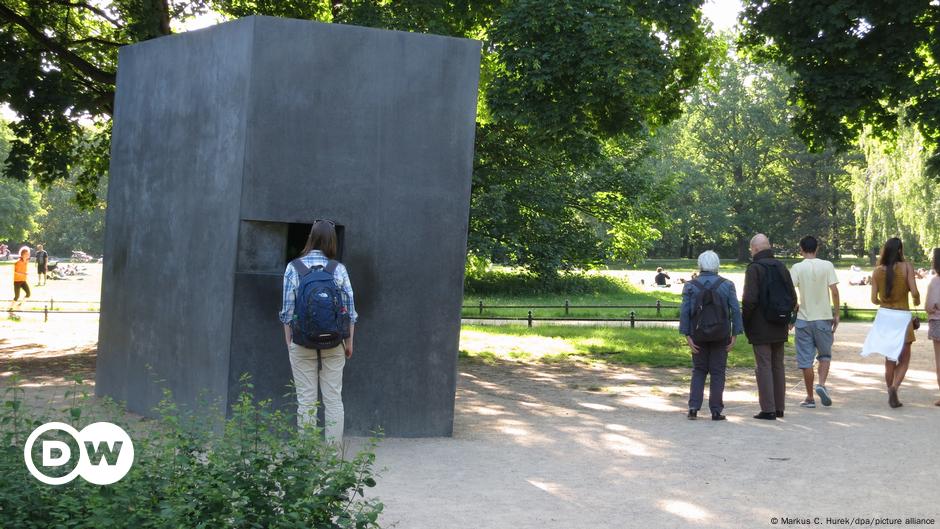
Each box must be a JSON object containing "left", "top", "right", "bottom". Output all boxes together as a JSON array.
[
  {"left": 815, "top": 385, "right": 832, "bottom": 406},
  {"left": 800, "top": 400, "right": 816, "bottom": 408},
  {"left": 711, "top": 412, "right": 726, "bottom": 421},
  {"left": 687, "top": 409, "right": 698, "bottom": 420}
]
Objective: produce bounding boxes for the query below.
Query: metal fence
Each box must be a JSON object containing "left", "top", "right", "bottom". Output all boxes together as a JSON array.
[
  {"left": 2, "top": 299, "right": 100, "bottom": 322},
  {"left": 461, "top": 300, "right": 929, "bottom": 327},
  {"left": 2, "top": 299, "right": 928, "bottom": 327}
]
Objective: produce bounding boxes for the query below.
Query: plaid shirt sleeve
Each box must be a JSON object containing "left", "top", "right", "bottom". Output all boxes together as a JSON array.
[
  {"left": 336, "top": 263, "right": 358, "bottom": 324},
  {"left": 279, "top": 263, "right": 299, "bottom": 325}
]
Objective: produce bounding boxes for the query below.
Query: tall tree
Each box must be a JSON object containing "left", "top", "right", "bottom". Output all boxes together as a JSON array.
[
  {"left": 0, "top": 0, "right": 713, "bottom": 276},
  {"left": 0, "top": 1, "right": 210, "bottom": 201},
  {"left": 649, "top": 43, "right": 861, "bottom": 260},
  {"left": 739, "top": 0, "right": 940, "bottom": 177},
  {"left": 683, "top": 50, "right": 794, "bottom": 261},
  {"left": 0, "top": 120, "right": 41, "bottom": 243},
  {"left": 850, "top": 116, "right": 940, "bottom": 259}
]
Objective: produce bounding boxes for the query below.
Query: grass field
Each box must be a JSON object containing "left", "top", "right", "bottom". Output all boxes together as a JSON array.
[
  {"left": 460, "top": 324, "right": 760, "bottom": 368},
  {"left": 464, "top": 262, "right": 934, "bottom": 322},
  {"left": 462, "top": 274, "right": 683, "bottom": 320}
]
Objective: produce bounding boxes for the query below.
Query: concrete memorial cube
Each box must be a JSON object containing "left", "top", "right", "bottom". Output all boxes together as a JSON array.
[{"left": 96, "top": 16, "right": 481, "bottom": 437}]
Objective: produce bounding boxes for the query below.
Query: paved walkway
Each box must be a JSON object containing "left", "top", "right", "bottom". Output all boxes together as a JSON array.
[{"left": 367, "top": 323, "right": 940, "bottom": 528}]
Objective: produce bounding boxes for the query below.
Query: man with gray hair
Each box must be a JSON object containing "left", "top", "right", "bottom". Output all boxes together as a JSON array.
[
  {"left": 742, "top": 234, "right": 797, "bottom": 420},
  {"left": 680, "top": 250, "right": 744, "bottom": 420}
]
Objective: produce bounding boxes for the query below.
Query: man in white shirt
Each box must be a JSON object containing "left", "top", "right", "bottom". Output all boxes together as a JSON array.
[{"left": 790, "top": 235, "right": 840, "bottom": 408}]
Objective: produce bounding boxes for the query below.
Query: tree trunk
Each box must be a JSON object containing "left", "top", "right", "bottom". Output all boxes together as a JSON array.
[
  {"left": 737, "top": 236, "right": 749, "bottom": 262},
  {"left": 680, "top": 235, "right": 689, "bottom": 260}
]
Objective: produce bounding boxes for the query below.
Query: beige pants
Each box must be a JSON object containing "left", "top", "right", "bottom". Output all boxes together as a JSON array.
[{"left": 288, "top": 342, "right": 346, "bottom": 443}]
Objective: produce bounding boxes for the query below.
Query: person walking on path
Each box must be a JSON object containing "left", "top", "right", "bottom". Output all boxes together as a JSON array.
[
  {"left": 11, "top": 247, "right": 31, "bottom": 311},
  {"left": 789, "top": 235, "right": 840, "bottom": 409},
  {"left": 34, "top": 245, "right": 48, "bottom": 286},
  {"left": 924, "top": 247, "right": 940, "bottom": 406},
  {"left": 864, "top": 238, "right": 920, "bottom": 408},
  {"left": 742, "top": 234, "right": 797, "bottom": 420},
  {"left": 680, "top": 251, "right": 744, "bottom": 421},
  {"left": 279, "top": 220, "right": 357, "bottom": 444}
]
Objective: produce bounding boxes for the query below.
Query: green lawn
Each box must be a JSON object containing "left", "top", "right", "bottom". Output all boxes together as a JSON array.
[
  {"left": 460, "top": 324, "right": 760, "bottom": 368},
  {"left": 463, "top": 273, "right": 682, "bottom": 320}
]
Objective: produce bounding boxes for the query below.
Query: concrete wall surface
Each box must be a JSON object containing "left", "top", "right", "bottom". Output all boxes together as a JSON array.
[{"left": 98, "top": 16, "right": 481, "bottom": 437}]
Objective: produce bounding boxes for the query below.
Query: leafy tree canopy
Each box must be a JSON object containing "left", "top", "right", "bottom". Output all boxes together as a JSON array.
[
  {"left": 1, "top": 0, "right": 713, "bottom": 275},
  {"left": 739, "top": 0, "right": 940, "bottom": 176},
  {"left": 0, "top": 119, "right": 42, "bottom": 242}
]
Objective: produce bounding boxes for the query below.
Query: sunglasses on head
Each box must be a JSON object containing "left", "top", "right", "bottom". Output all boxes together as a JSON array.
[{"left": 314, "top": 219, "right": 336, "bottom": 226}]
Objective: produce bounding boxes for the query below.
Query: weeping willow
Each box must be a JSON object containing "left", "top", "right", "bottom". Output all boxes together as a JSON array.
[{"left": 850, "top": 119, "right": 940, "bottom": 260}]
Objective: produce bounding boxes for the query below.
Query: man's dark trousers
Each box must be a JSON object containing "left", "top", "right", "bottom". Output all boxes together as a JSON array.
[
  {"left": 689, "top": 340, "right": 729, "bottom": 414},
  {"left": 753, "top": 342, "right": 786, "bottom": 413}
]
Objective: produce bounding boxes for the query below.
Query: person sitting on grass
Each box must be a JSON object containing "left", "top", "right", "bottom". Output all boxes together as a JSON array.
[
  {"left": 654, "top": 267, "right": 671, "bottom": 287},
  {"left": 680, "top": 251, "right": 743, "bottom": 421}
]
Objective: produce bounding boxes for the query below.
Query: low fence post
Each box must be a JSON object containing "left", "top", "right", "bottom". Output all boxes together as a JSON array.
[
  {"left": 565, "top": 299, "right": 569, "bottom": 315},
  {"left": 630, "top": 311, "right": 636, "bottom": 329},
  {"left": 478, "top": 300, "right": 483, "bottom": 315},
  {"left": 527, "top": 310, "right": 533, "bottom": 328},
  {"left": 44, "top": 305, "right": 48, "bottom": 323},
  {"left": 50, "top": 298, "right": 54, "bottom": 311},
  {"left": 843, "top": 302, "right": 849, "bottom": 319},
  {"left": 656, "top": 300, "right": 661, "bottom": 317}
]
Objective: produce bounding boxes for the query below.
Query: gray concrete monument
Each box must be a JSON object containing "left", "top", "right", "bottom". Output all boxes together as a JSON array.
[{"left": 96, "top": 16, "right": 480, "bottom": 437}]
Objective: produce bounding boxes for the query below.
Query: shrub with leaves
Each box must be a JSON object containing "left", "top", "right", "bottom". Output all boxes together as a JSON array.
[{"left": 0, "top": 374, "right": 383, "bottom": 528}]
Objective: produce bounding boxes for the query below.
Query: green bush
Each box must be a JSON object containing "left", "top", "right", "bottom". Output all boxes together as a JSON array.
[
  {"left": 464, "top": 268, "right": 630, "bottom": 297},
  {"left": 0, "top": 374, "right": 383, "bottom": 528}
]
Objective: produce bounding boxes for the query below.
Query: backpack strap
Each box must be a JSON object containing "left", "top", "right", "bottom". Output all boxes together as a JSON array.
[
  {"left": 324, "top": 260, "right": 339, "bottom": 275},
  {"left": 290, "top": 258, "right": 311, "bottom": 277},
  {"left": 690, "top": 278, "right": 724, "bottom": 292},
  {"left": 707, "top": 277, "right": 726, "bottom": 291}
]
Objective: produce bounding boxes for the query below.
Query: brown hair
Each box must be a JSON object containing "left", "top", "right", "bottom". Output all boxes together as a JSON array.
[
  {"left": 932, "top": 247, "right": 940, "bottom": 275},
  {"left": 301, "top": 220, "right": 337, "bottom": 259},
  {"left": 878, "top": 237, "right": 904, "bottom": 297}
]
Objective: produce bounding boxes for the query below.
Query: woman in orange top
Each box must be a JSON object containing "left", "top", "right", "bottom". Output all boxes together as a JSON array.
[
  {"left": 870, "top": 238, "right": 920, "bottom": 408},
  {"left": 12, "top": 247, "right": 31, "bottom": 306}
]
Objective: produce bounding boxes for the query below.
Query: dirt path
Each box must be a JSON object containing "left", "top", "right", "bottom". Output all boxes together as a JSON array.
[
  {"left": 3, "top": 316, "right": 938, "bottom": 528},
  {"left": 369, "top": 323, "right": 940, "bottom": 529}
]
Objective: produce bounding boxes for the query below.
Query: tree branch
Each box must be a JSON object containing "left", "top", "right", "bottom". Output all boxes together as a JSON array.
[
  {"left": 40, "top": 0, "right": 124, "bottom": 28},
  {"left": 67, "top": 36, "right": 128, "bottom": 47},
  {"left": 0, "top": 3, "right": 116, "bottom": 85}
]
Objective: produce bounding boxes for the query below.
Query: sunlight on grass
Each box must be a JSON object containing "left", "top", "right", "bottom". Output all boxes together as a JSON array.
[{"left": 459, "top": 325, "right": 755, "bottom": 368}]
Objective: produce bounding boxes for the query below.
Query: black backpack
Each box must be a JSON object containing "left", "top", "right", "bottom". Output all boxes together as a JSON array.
[
  {"left": 690, "top": 278, "right": 730, "bottom": 343},
  {"left": 753, "top": 262, "right": 795, "bottom": 324}
]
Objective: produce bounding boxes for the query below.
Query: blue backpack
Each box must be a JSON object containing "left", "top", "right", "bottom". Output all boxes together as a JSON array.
[{"left": 290, "top": 259, "right": 350, "bottom": 350}]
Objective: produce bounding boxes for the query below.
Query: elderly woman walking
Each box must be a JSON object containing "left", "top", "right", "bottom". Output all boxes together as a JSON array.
[{"left": 680, "top": 251, "right": 744, "bottom": 421}]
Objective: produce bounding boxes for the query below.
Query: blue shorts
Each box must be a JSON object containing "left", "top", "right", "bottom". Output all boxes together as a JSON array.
[{"left": 794, "top": 319, "right": 834, "bottom": 369}]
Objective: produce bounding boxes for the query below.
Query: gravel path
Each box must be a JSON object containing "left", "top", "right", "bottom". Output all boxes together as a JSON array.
[{"left": 368, "top": 322, "right": 940, "bottom": 529}]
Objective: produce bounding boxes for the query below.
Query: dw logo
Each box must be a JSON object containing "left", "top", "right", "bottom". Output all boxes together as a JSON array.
[{"left": 23, "top": 422, "right": 135, "bottom": 485}]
